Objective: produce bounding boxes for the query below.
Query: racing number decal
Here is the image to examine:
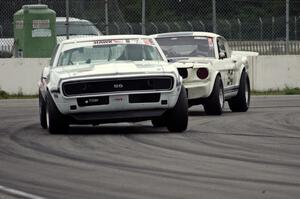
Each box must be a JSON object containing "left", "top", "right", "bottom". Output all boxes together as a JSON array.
[{"left": 227, "top": 70, "right": 234, "bottom": 86}]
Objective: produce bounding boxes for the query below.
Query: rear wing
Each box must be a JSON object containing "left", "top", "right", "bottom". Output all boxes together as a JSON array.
[{"left": 171, "top": 60, "right": 212, "bottom": 69}]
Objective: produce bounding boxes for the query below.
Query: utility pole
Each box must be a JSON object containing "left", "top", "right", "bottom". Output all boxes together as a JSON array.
[
  {"left": 295, "top": 16, "right": 299, "bottom": 40},
  {"left": 105, "top": 0, "right": 109, "bottom": 35},
  {"left": 212, "top": 0, "right": 217, "bottom": 33},
  {"left": 66, "top": 0, "right": 70, "bottom": 39},
  {"left": 142, "top": 0, "right": 146, "bottom": 34},
  {"left": 286, "top": 0, "right": 289, "bottom": 54}
]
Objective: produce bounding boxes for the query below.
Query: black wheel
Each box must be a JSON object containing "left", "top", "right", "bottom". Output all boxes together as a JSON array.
[
  {"left": 228, "top": 71, "right": 250, "bottom": 112},
  {"left": 165, "top": 86, "right": 188, "bottom": 132},
  {"left": 204, "top": 75, "right": 224, "bottom": 115},
  {"left": 46, "top": 91, "right": 69, "bottom": 134},
  {"left": 151, "top": 117, "right": 166, "bottom": 127},
  {"left": 39, "top": 91, "right": 47, "bottom": 129}
]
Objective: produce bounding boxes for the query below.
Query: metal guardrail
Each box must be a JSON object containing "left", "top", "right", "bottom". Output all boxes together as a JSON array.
[
  {"left": 229, "top": 41, "right": 300, "bottom": 55},
  {"left": 0, "top": 39, "right": 13, "bottom": 52}
]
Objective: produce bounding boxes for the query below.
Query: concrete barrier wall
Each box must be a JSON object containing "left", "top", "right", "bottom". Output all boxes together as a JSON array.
[
  {"left": 0, "top": 56, "right": 299, "bottom": 95},
  {"left": 0, "top": 58, "right": 48, "bottom": 95},
  {"left": 249, "top": 55, "right": 300, "bottom": 91}
]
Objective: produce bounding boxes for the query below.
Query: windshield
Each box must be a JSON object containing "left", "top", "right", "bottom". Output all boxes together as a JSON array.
[
  {"left": 156, "top": 36, "right": 215, "bottom": 58},
  {"left": 57, "top": 43, "right": 163, "bottom": 66},
  {"left": 56, "top": 21, "right": 100, "bottom": 36}
]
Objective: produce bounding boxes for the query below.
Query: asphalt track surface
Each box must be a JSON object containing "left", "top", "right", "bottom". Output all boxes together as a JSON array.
[{"left": 0, "top": 95, "right": 300, "bottom": 199}]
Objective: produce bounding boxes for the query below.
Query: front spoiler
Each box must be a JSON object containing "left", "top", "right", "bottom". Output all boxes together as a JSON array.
[{"left": 67, "top": 109, "right": 166, "bottom": 124}]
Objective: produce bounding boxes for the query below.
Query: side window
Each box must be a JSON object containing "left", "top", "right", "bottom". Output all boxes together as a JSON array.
[
  {"left": 49, "top": 44, "right": 60, "bottom": 67},
  {"left": 224, "top": 40, "right": 231, "bottom": 57},
  {"left": 217, "top": 38, "right": 227, "bottom": 59}
]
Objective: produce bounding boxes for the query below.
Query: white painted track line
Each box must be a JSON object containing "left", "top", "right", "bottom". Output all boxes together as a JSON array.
[{"left": 0, "top": 185, "right": 45, "bottom": 199}]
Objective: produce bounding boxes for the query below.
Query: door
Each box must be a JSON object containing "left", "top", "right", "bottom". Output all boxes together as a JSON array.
[{"left": 215, "top": 37, "right": 238, "bottom": 96}]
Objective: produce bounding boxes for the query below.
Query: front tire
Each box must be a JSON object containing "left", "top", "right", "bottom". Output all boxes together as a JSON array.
[
  {"left": 228, "top": 71, "right": 250, "bottom": 112},
  {"left": 46, "top": 91, "right": 69, "bottom": 134},
  {"left": 165, "top": 86, "right": 188, "bottom": 132},
  {"left": 204, "top": 75, "right": 224, "bottom": 115},
  {"left": 39, "top": 91, "right": 47, "bottom": 129}
]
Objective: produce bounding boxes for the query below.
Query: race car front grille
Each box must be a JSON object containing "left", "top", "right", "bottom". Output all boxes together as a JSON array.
[{"left": 62, "top": 77, "right": 174, "bottom": 97}]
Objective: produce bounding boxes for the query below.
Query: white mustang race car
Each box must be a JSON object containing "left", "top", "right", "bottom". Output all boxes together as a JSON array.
[
  {"left": 38, "top": 35, "right": 188, "bottom": 134},
  {"left": 153, "top": 32, "right": 258, "bottom": 115}
]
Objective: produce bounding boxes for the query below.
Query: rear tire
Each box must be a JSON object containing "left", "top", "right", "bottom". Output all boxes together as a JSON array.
[
  {"left": 228, "top": 71, "right": 250, "bottom": 112},
  {"left": 166, "top": 86, "right": 188, "bottom": 132},
  {"left": 204, "top": 75, "right": 224, "bottom": 115},
  {"left": 46, "top": 91, "right": 69, "bottom": 134},
  {"left": 39, "top": 91, "right": 47, "bottom": 129}
]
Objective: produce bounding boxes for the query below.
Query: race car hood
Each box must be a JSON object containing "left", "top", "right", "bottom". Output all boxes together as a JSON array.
[{"left": 50, "top": 60, "right": 175, "bottom": 81}]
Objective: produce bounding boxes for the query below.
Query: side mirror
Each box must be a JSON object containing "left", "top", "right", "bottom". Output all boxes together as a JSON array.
[
  {"left": 42, "top": 67, "right": 50, "bottom": 79},
  {"left": 219, "top": 51, "right": 226, "bottom": 59}
]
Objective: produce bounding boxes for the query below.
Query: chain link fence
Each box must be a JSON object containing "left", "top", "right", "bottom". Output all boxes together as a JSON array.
[{"left": 1, "top": 0, "right": 300, "bottom": 55}]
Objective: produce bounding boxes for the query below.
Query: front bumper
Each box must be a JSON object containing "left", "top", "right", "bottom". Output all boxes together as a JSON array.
[
  {"left": 53, "top": 90, "right": 179, "bottom": 114},
  {"left": 183, "top": 80, "right": 211, "bottom": 100}
]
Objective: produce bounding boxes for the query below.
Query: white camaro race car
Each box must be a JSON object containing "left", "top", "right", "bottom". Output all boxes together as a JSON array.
[
  {"left": 38, "top": 35, "right": 188, "bottom": 134},
  {"left": 153, "top": 32, "right": 258, "bottom": 115}
]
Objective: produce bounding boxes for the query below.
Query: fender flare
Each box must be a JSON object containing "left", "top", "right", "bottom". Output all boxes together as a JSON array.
[
  {"left": 207, "top": 71, "right": 222, "bottom": 97},
  {"left": 236, "top": 63, "right": 248, "bottom": 86}
]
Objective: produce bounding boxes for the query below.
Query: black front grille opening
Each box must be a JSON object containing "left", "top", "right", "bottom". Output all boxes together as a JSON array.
[
  {"left": 147, "top": 78, "right": 173, "bottom": 90},
  {"left": 62, "top": 77, "right": 174, "bottom": 96},
  {"left": 178, "top": 68, "right": 188, "bottom": 79},
  {"left": 77, "top": 96, "right": 109, "bottom": 107},
  {"left": 129, "top": 93, "right": 160, "bottom": 103}
]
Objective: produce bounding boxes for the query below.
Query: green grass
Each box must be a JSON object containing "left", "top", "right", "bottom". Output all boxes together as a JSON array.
[
  {"left": 251, "top": 87, "right": 300, "bottom": 95},
  {"left": 0, "top": 89, "right": 37, "bottom": 99}
]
